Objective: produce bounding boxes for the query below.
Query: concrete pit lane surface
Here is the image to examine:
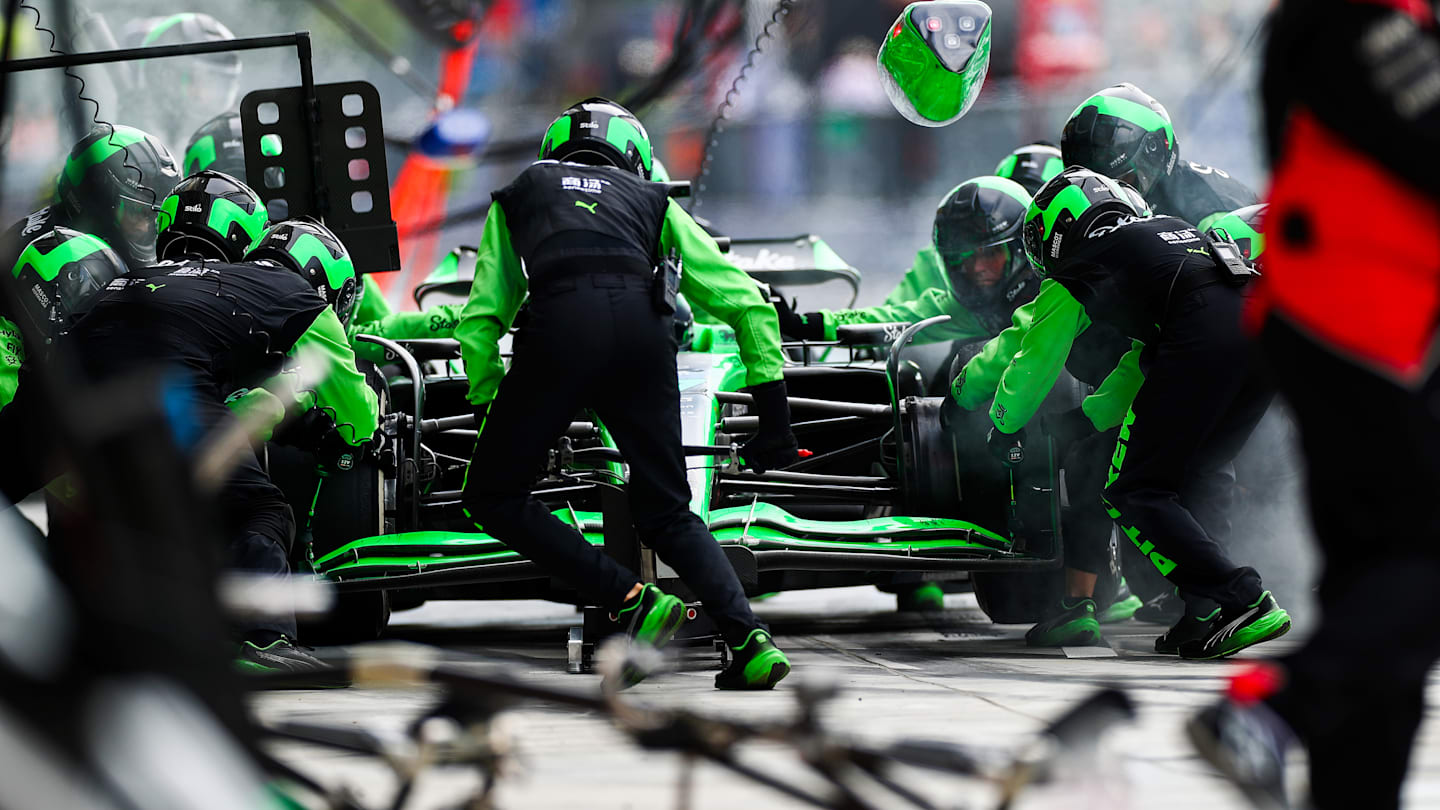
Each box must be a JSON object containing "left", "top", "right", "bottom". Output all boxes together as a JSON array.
[{"left": 255, "top": 587, "right": 1440, "bottom": 809}]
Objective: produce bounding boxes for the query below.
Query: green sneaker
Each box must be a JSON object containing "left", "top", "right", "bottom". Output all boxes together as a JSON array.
[
  {"left": 1154, "top": 606, "right": 1220, "bottom": 655},
  {"left": 895, "top": 581, "right": 945, "bottom": 612},
  {"left": 1178, "top": 591, "right": 1291, "bottom": 660},
  {"left": 1024, "top": 598, "right": 1103, "bottom": 647},
  {"left": 613, "top": 583, "right": 686, "bottom": 648},
  {"left": 715, "top": 629, "right": 791, "bottom": 690},
  {"left": 1097, "top": 578, "right": 1142, "bottom": 624}
]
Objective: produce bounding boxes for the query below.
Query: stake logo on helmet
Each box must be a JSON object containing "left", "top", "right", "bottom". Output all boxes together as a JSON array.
[
  {"left": 1022, "top": 167, "right": 1141, "bottom": 276},
  {"left": 183, "top": 111, "right": 282, "bottom": 178},
  {"left": 877, "top": 1, "right": 993, "bottom": 127},
  {"left": 1204, "top": 203, "right": 1266, "bottom": 265},
  {"left": 56, "top": 124, "right": 180, "bottom": 269},
  {"left": 994, "top": 143, "right": 1063, "bottom": 196},
  {"left": 1061, "top": 83, "right": 1178, "bottom": 197},
  {"left": 539, "top": 97, "right": 653, "bottom": 178},
  {"left": 10, "top": 227, "right": 126, "bottom": 342},
  {"left": 245, "top": 220, "right": 358, "bottom": 326},
  {"left": 933, "top": 175, "right": 1033, "bottom": 313},
  {"left": 156, "top": 170, "right": 268, "bottom": 263}
]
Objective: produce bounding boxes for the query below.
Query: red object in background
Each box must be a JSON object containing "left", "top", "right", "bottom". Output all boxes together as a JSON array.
[
  {"left": 1016, "top": 0, "right": 1107, "bottom": 88},
  {"left": 377, "top": 24, "right": 484, "bottom": 308}
]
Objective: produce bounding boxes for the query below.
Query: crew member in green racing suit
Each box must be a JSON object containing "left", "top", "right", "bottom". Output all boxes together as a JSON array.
[
  {"left": 67, "top": 171, "right": 377, "bottom": 684},
  {"left": 457, "top": 98, "right": 797, "bottom": 690},
  {"left": 346, "top": 246, "right": 470, "bottom": 364}
]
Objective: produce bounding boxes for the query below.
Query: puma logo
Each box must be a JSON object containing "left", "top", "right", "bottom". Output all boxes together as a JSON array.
[
  {"left": 145, "top": 283, "right": 166, "bottom": 292},
  {"left": 574, "top": 200, "right": 598, "bottom": 214}
]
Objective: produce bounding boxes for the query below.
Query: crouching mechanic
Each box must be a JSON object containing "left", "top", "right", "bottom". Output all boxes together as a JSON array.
[
  {"left": 774, "top": 176, "right": 1038, "bottom": 347},
  {"left": 457, "top": 98, "right": 797, "bottom": 690},
  {"left": 1020, "top": 168, "right": 1289, "bottom": 660},
  {"left": 67, "top": 170, "right": 378, "bottom": 682}
]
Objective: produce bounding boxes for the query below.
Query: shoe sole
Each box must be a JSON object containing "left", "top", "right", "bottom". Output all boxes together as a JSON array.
[
  {"left": 1180, "top": 610, "right": 1292, "bottom": 661},
  {"left": 1185, "top": 714, "right": 1290, "bottom": 810},
  {"left": 1098, "top": 594, "right": 1143, "bottom": 624},
  {"left": 716, "top": 650, "right": 791, "bottom": 690}
]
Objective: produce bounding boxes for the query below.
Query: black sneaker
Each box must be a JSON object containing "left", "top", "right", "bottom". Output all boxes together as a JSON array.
[
  {"left": 1187, "top": 698, "right": 1296, "bottom": 809},
  {"left": 1025, "top": 598, "right": 1103, "bottom": 647},
  {"left": 1178, "top": 591, "right": 1291, "bottom": 661},
  {"left": 1133, "top": 590, "right": 1185, "bottom": 624},
  {"left": 1154, "top": 606, "right": 1220, "bottom": 655},
  {"left": 235, "top": 636, "right": 350, "bottom": 688},
  {"left": 715, "top": 629, "right": 790, "bottom": 690}
]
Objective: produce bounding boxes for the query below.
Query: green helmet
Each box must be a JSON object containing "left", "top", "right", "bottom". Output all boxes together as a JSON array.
[
  {"left": 877, "top": 1, "right": 993, "bottom": 127},
  {"left": 650, "top": 157, "right": 671, "bottom": 183},
  {"left": 1022, "top": 167, "right": 1141, "bottom": 276},
  {"left": 137, "top": 13, "right": 241, "bottom": 135},
  {"left": 932, "top": 176, "right": 1032, "bottom": 314},
  {"left": 539, "top": 97, "right": 653, "bottom": 178},
  {"left": 245, "top": 219, "right": 358, "bottom": 326},
  {"left": 1116, "top": 181, "right": 1153, "bottom": 217},
  {"left": 993, "top": 143, "right": 1063, "bottom": 196},
  {"left": 155, "top": 170, "right": 268, "bottom": 263},
  {"left": 182, "top": 111, "right": 282, "bottom": 179},
  {"left": 1061, "top": 83, "right": 1178, "bottom": 196},
  {"left": 55, "top": 124, "right": 180, "bottom": 270},
  {"left": 1204, "top": 203, "right": 1266, "bottom": 265},
  {"left": 413, "top": 244, "right": 477, "bottom": 308},
  {"left": 10, "top": 226, "right": 125, "bottom": 343}
]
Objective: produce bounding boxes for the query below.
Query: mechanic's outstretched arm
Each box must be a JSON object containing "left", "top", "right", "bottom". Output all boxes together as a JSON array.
[
  {"left": 808, "top": 287, "right": 989, "bottom": 344},
  {"left": 1081, "top": 342, "right": 1145, "bottom": 431},
  {"left": 660, "top": 200, "right": 797, "bottom": 471},
  {"left": 346, "top": 304, "right": 465, "bottom": 364},
  {"left": 882, "top": 246, "right": 949, "bottom": 307},
  {"left": 353, "top": 274, "right": 393, "bottom": 325},
  {"left": 953, "top": 278, "right": 1085, "bottom": 433},
  {"left": 456, "top": 203, "right": 527, "bottom": 406},
  {"left": 283, "top": 307, "right": 380, "bottom": 447}
]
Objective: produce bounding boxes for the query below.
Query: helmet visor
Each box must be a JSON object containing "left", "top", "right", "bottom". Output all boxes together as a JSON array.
[
  {"left": 114, "top": 193, "right": 159, "bottom": 266},
  {"left": 942, "top": 241, "right": 1022, "bottom": 308}
]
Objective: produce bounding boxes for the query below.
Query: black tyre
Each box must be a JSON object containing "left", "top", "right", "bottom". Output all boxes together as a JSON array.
[
  {"left": 298, "top": 458, "right": 391, "bottom": 644},
  {"left": 971, "top": 568, "right": 1064, "bottom": 624}
]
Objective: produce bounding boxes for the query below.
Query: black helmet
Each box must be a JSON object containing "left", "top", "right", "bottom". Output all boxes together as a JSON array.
[
  {"left": 933, "top": 176, "right": 1033, "bottom": 314},
  {"left": 1061, "top": 83, "right": 1178, "bottom": 196},
  {"left": 9, "top": 227, "right": 126, "bottom": 344},
  {"left": 1022, "top": 167, "right": 1142, "bottom": 276},
  {"left": 55, "top": 124, "right": 180, "bottom": 269},
  {"left": 245, "top": 220, "right": 358, "bottom": 326},
  {"left": 155, "top": 170, "right": 268, "bottom": 263},
  {"left": 539, "top": 97, "right": 653, "bottom": 179},
  {"left": 993, "top": 142, "right": 1063, "bottom": 196},
  {"left": 182, "top": 111, "right": 283, "bottom": 179}
]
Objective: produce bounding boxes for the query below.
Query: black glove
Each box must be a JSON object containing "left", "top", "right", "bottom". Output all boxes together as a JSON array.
[
  {"left": 986, "top": 426, "right": 1026, "bottom": 466},
  {"left": 740, "top": 379, "right": 800, "bottom": 473},
  {"left": 1040, "top": 406, "right": 1095, "bottom": 460},
  {"left": 772, "top": 292, "right": 825, "bottom": 341},
  {"left": 275, "top": 408, "right": 368, "bottom": 470}
]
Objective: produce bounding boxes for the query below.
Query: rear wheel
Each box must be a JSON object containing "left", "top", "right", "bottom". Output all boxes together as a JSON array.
[{"left": 298, "top": 458, "right": 391, "bottom": 644}]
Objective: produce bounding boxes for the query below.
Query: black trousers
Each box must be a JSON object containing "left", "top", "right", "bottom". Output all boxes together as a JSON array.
[
  {"left": 1261, "top": 319, "right": 1440, "bottom": 810},
  {"left": 461, "top": 273, "right": 758, "bottom": 647},
  {"left": 1102, "top": 284, "right": 1271, "bottom": 609},
  {"left": 73, "top": 337, "right": 297, "bottom": 638},
  {"left": 1062, "top": 427, "right": 1120, "bottom": 576}
]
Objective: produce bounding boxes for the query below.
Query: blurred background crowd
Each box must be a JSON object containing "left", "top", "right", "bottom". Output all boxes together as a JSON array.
[{"left": 2, "top": 0, "right": 1270, "bottom": 309}]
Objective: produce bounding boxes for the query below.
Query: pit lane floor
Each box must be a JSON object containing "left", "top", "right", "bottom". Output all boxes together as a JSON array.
[{"left": 255, "top": 587, "right": 1440, "bottom": 809}]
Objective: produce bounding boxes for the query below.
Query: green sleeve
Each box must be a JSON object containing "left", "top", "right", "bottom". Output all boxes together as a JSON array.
[
  {"left": 353, "top": 273, "right": 394, "bottom": 324},
  {"left": 225, "top": 387, "right": 286, "bottom": 442},
  {"left": 661, "top": 199, "right": 784, "bottom": 387},
  {"left": 883, "top": 246, "right": 948, "bottom": 306},
  {"left": 0, "top": 316, "right": 23, "bottom": 414},
  {"left": 952, "top": 294, "right": 1038, "bottom": 411},
  {"left": 1081, "top": 342, "right": 1146, "bottom": 431},
  {"left": 347, "top": 304, "right": 465, "bottom": 364},
  {"left": 955, "top": 279, "right": 1085, "bottom": 434},
  {"left": 457, "top": 203, "right": 528, "bottom": 405},
  {"left": 818, "top": 286, "right": 988, "bottom": 345},
  {"left": 283, "top": 308, "right": 380, "bottom": 445}
]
